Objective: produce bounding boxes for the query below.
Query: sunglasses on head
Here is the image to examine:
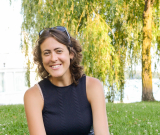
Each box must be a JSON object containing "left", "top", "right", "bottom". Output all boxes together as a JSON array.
[{"left": 39, "top": 26, "right": 72, "bottom": 46}]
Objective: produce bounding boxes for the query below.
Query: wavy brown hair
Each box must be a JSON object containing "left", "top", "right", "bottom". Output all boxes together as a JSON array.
[{"left": 33, "top": 28, "right": 84, "bottom": 85}]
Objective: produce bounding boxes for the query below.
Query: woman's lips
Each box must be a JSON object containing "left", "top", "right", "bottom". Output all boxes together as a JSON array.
[{"left": 51, "top": 64, "right": 62, "bottom": 70}]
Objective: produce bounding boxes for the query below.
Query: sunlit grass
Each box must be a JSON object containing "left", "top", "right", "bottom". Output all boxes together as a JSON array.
[
  {"left": 107, "top": 101, "right": 160, "bottom": 135},
  {"left": 0, "top": 105, "right": 28, "bottom": 135},
  {"left": 0, "top": 102, "right": 160, "bottom": 135}
]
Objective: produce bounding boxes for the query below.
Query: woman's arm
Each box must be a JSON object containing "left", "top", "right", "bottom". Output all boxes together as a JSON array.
[
  {"left": 24, "top": 85, "right": 46, "bottom": 135},
  {"left": 86, "top": 76, "right": 109, "bottom": 135}
]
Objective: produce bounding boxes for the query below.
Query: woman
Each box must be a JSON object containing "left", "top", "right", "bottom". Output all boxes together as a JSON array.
[{"left": 24, "top": 26, "right": 109, "bottom": 135}]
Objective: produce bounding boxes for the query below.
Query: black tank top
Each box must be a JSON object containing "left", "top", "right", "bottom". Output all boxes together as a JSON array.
[{"left": 38, "top": 75, "right": 93, "bottom": 135}]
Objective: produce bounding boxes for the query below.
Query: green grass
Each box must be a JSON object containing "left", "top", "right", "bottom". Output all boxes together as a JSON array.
[
  {"left": 107, "top": 101, "right": 160, "bottom": 135},
  {"left": 0, "top": 102, "right": 160, "bottom": 135},
  {"left": 0, "top": 105, "right": 28, "bottom": 135}
]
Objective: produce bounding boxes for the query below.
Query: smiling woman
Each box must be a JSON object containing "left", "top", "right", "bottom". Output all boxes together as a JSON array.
[
  {"left": 24, "top": 26, "right": 109, "bottom": 135},
  {"left": 40, "top": 37, "right": 74, "bottom": 83},
  {"left": 33, "top": 27, "right": 83, "bottom": 85}
]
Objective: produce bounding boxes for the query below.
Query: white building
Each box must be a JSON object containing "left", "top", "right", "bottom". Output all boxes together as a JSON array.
[{"left": 0, "top": 52, "right": 37, "bottom": 105}]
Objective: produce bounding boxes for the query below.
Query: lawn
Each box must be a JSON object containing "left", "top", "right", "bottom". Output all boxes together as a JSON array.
[
  {"left": 0, "top": 102, "right": 160, "bottom": 135},
  {"left": 106, "top": 102, "right": 160, "bottom": 135},
  {"left": 0, "top": 105, "right": 28, "bottom": 135}
]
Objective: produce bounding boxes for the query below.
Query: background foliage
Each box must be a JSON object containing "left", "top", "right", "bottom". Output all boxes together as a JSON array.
[{"left": 10, "top": 0, "right": 160, "bottom": 102}]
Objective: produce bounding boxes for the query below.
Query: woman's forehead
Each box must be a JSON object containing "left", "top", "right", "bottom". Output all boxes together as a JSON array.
[{"left": 40, "top": 37, "right": 67, "bottom": 50}]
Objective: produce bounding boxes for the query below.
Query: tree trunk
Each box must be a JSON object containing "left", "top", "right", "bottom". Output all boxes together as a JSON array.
[{"left": 142, "top": 0, "right": 155, "bottom": 101}]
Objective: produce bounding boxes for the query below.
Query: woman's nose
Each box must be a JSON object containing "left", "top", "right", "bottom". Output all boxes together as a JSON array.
[{"left": 51, "top": 53, "right": 58, "bottom": 62}]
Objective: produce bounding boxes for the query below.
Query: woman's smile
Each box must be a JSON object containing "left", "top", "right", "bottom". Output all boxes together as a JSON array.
[{"left": 50, "top": 64, "right": 62, "bottom": 70}]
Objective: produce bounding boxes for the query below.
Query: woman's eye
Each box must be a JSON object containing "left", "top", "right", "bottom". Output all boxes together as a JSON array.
[
  {"left": 44, "top": 52, "right": 50, "bottom": 55},
  {"left": 57, "top": 50, "right": 62, "bottom": 53}
]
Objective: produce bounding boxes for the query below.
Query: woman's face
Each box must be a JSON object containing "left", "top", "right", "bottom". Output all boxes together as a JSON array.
[{"left": 40, "top": 37, "right": 73, "bottom": 79}]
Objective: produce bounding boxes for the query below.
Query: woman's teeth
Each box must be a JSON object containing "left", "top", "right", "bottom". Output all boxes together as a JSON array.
[{"left": 52, "top": 65, "right": 60, "bottom": 69}]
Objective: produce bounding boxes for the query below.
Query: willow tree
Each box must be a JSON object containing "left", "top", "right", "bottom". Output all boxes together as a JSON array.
[
  {"left": 100, "top": 0, "right": 160, "bottom": 101},
  {"left": 142, "top": 0, "right": 155, "bottom": 101},
  {"left": 18, "top": 0, "right": 121, "bottom": 100},
  {"left": 9, "top": 0, "right": 160, "bottom": 101}
]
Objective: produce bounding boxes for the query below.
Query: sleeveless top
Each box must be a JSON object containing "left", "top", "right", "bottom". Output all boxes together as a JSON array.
[{"left": 38, "top": 75, "right": 93, "bottom": 135}]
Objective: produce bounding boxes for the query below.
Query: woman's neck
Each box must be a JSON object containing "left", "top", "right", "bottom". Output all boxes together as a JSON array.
[{"left": 49, "top": 75, "right": 72, "bottom": 87}]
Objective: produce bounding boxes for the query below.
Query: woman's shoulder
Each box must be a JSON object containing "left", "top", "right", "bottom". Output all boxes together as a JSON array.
[
  {"left": 86, "top": 76, "right": 104, "bottom": 103},
  {"left": 24, "top": 85, "right": 39, "bottom": 97},
  {"left": 24, "top": 84, "right": 43, "bottom": 104},
  {"left": 86, "top": 76, "right": 103, "bottom": 88}
]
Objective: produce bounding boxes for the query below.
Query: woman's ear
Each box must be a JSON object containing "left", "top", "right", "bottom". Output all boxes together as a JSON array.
[
  {"left": 69, "top": 47, "right": 74, "bottom": 59},
  {"left": 70, "top": 52, "right": 74, "bottom": 60}
]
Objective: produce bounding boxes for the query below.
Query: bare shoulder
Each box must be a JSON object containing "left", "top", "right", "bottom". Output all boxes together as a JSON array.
[
  {"left": 24, "top": 84, "right": 43, "bottom": 110},
  {"left": 86, "top": 76, "right": 104, "bottom": 103},
  {"left": 24, "top": 85, "right": 40, "bottom": 99},
  {"left": 86, "top": 76, "right": 103, "bottom": 87},
  {"left": 86, "top": 76, "right": 104, "bottom": 92},
  {"left": 86, "top": 76, "right": 109, "bottom": 134},
  {"left": 24, "top": 85, "right": 46, "bottom": 135}
]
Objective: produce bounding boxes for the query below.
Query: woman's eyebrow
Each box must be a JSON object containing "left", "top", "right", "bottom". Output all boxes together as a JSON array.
[
  {"left": 54, "top": 47, "right": 63, "bottom": 50},
  {"left": 43, "top": 49, "right": 50, "bottom": 52},
  {"left": 42, "top": 47, "right": 63, "bottom": 52}
]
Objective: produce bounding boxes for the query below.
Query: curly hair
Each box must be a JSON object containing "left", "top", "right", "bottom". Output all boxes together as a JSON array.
[{"left": 33, "top": 28, "right": 84, "bottom": 85}]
